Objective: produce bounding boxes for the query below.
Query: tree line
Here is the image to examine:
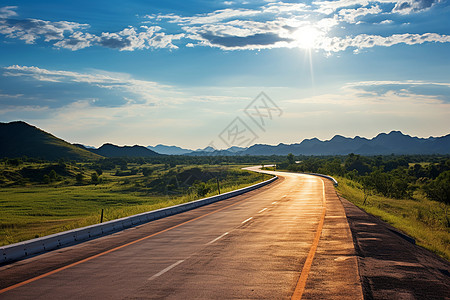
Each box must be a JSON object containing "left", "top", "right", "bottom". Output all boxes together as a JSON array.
[{"left": 278, "top": 154, "right": 450, "bottom": 225}]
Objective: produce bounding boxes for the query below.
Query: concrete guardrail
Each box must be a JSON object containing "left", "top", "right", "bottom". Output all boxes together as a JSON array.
[
  {"left": 1, "top": 175, "right": 277, "bottom": 265},
  {"left": 304, "top": 173, "right": 338, "bottom": 186}
]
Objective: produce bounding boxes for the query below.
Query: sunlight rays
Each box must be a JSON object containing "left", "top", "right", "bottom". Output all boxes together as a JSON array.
[{"left": 292, "top": 26, "right": 323, "bottom": 93}]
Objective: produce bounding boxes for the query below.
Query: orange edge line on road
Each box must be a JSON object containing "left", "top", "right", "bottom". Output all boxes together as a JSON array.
[
  {"left": 291, "top": 178, "right": 326, "bottom": 300},
  {"left": 0, "top": 195, "right": 252, "bottom": 295}
]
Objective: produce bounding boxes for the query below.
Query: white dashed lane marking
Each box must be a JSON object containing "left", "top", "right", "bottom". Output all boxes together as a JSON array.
[
  {"left": 206, "top": 232, "right": 229, "bottom": 245},
  {"left": 148, "top": 260, "right": 184, "bottom": 281},
  {"left": 242, "top": 217, "right": 253, "bottom": 224}
]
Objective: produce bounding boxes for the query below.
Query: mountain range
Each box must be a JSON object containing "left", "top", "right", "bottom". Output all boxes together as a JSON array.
[
  {"left": 240, "top": 131, "right": 450, "bottom": 156},
  {"left": 1, "top": 121, "right": 449, "bottom": 160},
  {"left": 147, "top": 144, "right": 192, "bottom": 155},
  {"left": 146, "top": 145, "right": 248, "bottom": 155}
]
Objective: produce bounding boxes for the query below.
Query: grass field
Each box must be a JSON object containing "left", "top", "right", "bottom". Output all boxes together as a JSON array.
[
  {"left": 336, "top": 176, "right": 450, "bottom": 260},
  {"left": 0, "top": 163, "right": 271, "bottom": 246}
]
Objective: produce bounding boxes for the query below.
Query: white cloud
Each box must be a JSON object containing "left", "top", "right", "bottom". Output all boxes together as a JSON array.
[
  {"left": 281, "top": 80, "right": 450, "bottom": 140},
  {"left": 319, "top": 33, "right": 450, "bottom": 52},
  {"left": 1, "top": 2, "right": 448, "bottom": 53},
  {"left": 393, "top": 0, "right": 440, "bottom": 14},
  {"left": 182, "top": 20, "right": 450, "bottom": 52},
  {"left": 0, "top": 6, "right": 18, "bottom": 18},
  {"left": 312, "top": 0, "right": 373, "bottom": 14},
  {"left": 311, "top": 0, "right": 436, "bottom": 14},
  {"left": 2, "top": 65, "right": 177, "bottom": 105},
  {"left": 338, "top": 5, "right": 382, "bottom": 23},
  {"left": 0, "top": 18, "right": 88, "bottom": 44},
  {"left": 54, "top": 31, "right": 97, "bottom": 50},
  {"left": 153, "top": 0, "right": 448, "bottom": 52},
  {"left": 0, "top": 92, "right": 23, "bottom": 98},
  {"left": 263, "top": 2, "right": 309, "bottom": 14},
  {"left": 97, "top": 26, "right": 183, "bottom": 51},
  {"left": 346, "top": 80, "right": 450, "bottom": 87},
  {"left": 2, "top": 65, "right": 251, "bottom": 109},
  {"left": 153, "top": 8, "right": 259, "bottom": 25},
  {"left": 0, "top": 9, "right": 182, "bottom": 51}
]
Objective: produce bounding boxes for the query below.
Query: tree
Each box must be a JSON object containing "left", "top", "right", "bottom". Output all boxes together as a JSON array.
[
  {"left": 319, "top": 159, "right": 344, "bottom": 176},
  {"left": 142, "top": 167, "right": 153, "bottom": 177},
  {"left": 425, "top": 171, "right": 450, "bottom": 226},
  {"left": 91, "top": 172, "right": 99, "bottom": 184},
  {"left": 49, "top": 170, "right": 57, "bottom": 182},
  {"left": 360, "top": 176, "right": 373, "bottom": 205},
  {"left": 43, "top": 174, "right": 50, "bottom": 184},
  {"left": 287, "top": 153, "right": 295, "bottom": 165},
  {"left": 7, "top": 158, "right": 22, "bottom": 166},
  {"left": 58, "top": 159, "right": 66, "bottom": 168},
  {"left": 368, "top": 169, "right": 391, "bottom": 197},
  {"left": 345, "top": 154, "right": 371, "bottom": 175}
]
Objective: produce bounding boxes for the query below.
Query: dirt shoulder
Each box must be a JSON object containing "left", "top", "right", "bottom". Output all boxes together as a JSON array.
[{"left": 339, "top": 196, "right": 450, "bottom": 300}]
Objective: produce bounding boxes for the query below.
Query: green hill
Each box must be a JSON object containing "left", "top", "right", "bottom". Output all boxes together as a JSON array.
[{"left": 0, "top": 121, "right": 102, "bottom": 161}]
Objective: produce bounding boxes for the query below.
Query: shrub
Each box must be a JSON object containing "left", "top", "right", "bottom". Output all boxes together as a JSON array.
[{"left": 75, "top": 173, "right": 83, "bottom": 184}]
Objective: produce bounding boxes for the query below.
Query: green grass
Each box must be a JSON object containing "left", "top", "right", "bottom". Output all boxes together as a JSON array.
[
  {"left": 336, "top": 176, "right": 450, "bottom": 260},
  {"left": 0, "top": 164, "right": 271, "bottom": 246}
]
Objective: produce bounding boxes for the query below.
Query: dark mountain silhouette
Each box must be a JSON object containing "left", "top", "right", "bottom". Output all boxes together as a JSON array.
[
  {"left": 86, "top": 143, "right": 160, "bottom": 157},
  {"left": 242, "top": 131, "right": 450, "bottom": 156},
  {"left": 147, "top": 144, "right": 192, "bottom": 155},
  {"left": 0, "top": 121, "right": 102, "bottom": 161}
]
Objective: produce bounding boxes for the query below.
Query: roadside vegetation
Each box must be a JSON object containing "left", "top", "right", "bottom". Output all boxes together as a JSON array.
[
  {"left": 276, "top": 154, "right": 450, "bottom": 260},
  {"left": 0, "top": 157, "right": 274, "bottom": 246}
]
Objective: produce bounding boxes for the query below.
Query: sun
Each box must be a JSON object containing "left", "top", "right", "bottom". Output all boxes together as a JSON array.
[{"left": 293, "top": 26, "right": 322, "bottom": 49}]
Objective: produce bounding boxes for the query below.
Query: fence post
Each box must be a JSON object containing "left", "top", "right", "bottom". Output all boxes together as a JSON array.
[{"left": 216, "top": 178, "right": 221, "bottom": 195}]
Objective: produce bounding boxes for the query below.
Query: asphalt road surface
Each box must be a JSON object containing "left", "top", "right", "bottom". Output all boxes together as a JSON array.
[{"left": 0, "top": 167, "right": 362, "bottom": 299}]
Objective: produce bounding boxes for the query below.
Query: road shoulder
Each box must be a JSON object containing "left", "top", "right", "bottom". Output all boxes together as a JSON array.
[
  {"left": 301, "top": 179, "right": 364, "bottom": 300},
  {"left": 339, "top": 195, "right": 450, "bottom": 300}
]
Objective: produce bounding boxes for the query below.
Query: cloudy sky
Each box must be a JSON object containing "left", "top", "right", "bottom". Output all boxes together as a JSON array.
[{"left": 0, "top": 0, "right": 449, "bottom": 149}]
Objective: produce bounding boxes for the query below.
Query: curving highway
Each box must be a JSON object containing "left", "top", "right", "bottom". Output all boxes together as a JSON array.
[{"left": 0, "top": 167, "right": 363, "bottom": 299}]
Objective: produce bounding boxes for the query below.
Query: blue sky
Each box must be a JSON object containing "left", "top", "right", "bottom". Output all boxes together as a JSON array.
[{"left": 0, "top": 0, "right": 449, "bottom": 149}]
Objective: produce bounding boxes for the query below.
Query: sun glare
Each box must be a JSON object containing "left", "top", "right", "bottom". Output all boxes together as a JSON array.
[{"left": 293, "top": 26, "right": 322, "bottom": 49}]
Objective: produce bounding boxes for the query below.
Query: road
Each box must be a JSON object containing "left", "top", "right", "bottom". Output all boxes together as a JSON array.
[{"left": 0, "top": 167, "right": 362, "bottom": 299}]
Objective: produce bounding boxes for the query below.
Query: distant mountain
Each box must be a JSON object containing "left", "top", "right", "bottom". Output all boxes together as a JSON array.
[
  {"left": 227, "top": 146, "right": 247, "bottom": 153},
  {"left": 85, "top": 143, "right": 160, "bottom": 157},
  {"left": 147, "top": 144, "right": 241, "bottom": 156},
  {"left": 0, "top": 121, "right": 102, "bottom": 161},
  {"left": 242, "top": 131, "right": 450, "bottom": 156},
  {"left": 186, "top": 145, "right": 248, "bottom": 156},
  {"left": 195, "top": 146, "right": 216, "bottom": 153},
  {"left": 147, "top": 144, "right": 192, "bottom": 155},
  {"left": 73, "top": 144, "right": 97, "bottom": 150},
  {"left": 186, "top": 149, "right": 236, "bottom": 156}
]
